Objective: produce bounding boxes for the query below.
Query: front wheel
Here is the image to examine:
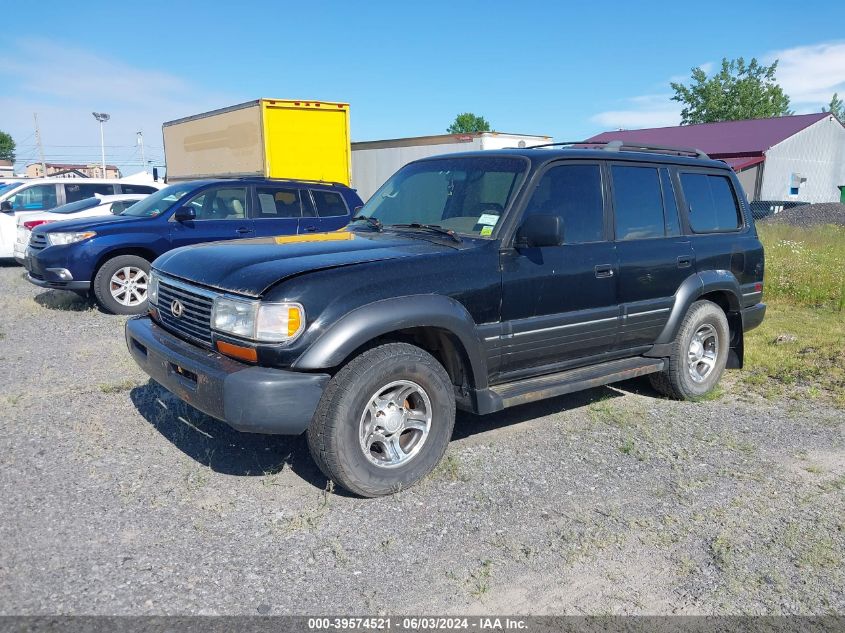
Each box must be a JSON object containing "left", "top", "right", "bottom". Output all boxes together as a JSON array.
[
  {"left": 307, "top": 342, "right": 456, "bottom": 497},
  {"left": 650, "top": 300, "right": 730, "bottom": 400},
  {"left": 92, "top": 255, "right": 151, "bottom": 315}
]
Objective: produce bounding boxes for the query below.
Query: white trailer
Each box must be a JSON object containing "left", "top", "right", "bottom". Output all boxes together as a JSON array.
[{"left": 351, "top": 132, "right": 552, "bottom": 201}]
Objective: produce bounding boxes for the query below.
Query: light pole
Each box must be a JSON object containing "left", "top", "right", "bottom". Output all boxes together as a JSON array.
[
  {"left": 92, "top": 112, "right": 110, "bottom": 177},
  {"left": 137, "top": 131, "right": 146, "bottom": 173}
]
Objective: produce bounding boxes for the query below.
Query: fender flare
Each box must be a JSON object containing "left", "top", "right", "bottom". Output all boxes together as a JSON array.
[
  {"left": 293, "top": 294, "right": 489, "bottom": 389},
  {"left": 652, "top": 270, "right": 742, "bottom": 346}
]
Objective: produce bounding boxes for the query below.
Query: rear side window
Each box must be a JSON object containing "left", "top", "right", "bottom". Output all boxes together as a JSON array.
[
  {"left": 64, "top": 183, "right": 117, "bottom": 202},
  {"left": 522, "top": 164, "right": 604, "bottom": 244},
  {"left": 680, "top": 173, "right": 743, "bottom": 233},
  {"left": 611, "top": 165, "right": 665, "bottom": 240},
  {"left": 255, "top": 187, "right": 302, "bottom": 219},
  {"left": 311, "top": 190, "right": 348, "bottom": 218},
  {"left": 120, "top": 184, "right": 156, "bottom": 195}
]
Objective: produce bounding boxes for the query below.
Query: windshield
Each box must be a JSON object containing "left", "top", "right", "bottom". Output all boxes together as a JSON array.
[
  {"left": 357, "top": 157, "right": 527, "bottom": 237},
  {"left": 0, "top": 182, "right": 22, "bottom": 196},
  {"left": 119, "top": 182, "right": 195, "bottom": 217},
  {"left": 49, "top": 197, "right": 102, "bottom": 214}
]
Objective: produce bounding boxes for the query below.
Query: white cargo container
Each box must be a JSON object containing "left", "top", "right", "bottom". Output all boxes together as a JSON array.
[{"left": 351, "top": 132, "right": 552, "bottom": 201}]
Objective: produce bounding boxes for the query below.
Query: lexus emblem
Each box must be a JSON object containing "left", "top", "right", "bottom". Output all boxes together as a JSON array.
[{"left": 170, "top": 299, "right": 184, "bottom": 318}]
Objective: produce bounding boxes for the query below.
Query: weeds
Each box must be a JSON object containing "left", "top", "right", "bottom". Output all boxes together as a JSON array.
[{"left": 98, "top": 380, "right": 139, "bottom": 394}]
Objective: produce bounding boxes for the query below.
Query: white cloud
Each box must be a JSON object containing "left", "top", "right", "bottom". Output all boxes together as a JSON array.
[
  {"left": 590, "top": 94, "right": 681, "bottom": 130},
  {"left": 0, "top": 39, "right": 238, "bottom": 173},
  {"left": 766, "top": 41, "right": 845, "bottom": 106}
]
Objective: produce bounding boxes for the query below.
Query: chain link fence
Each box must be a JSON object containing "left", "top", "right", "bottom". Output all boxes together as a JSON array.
[{"left": 748, "top": 200, "right": 809, "bottom": 221}]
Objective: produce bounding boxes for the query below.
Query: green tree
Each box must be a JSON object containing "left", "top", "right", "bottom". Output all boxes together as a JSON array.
[
  {"left": 670, "top": 58, "right": 792, "bottom": 125},
  {"left": 822, "top": 93, "right": 844, "bottom": 120},
  {"left": 447, "top": 113, "right": 491, "bottom": 134},
  {"left": 0, "top": 131, "right": 14, "bottom": 163}
]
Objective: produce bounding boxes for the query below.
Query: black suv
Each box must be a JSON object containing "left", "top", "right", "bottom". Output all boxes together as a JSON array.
[{"left": 126, "top": 143, "right": 766, "bottom": 496}]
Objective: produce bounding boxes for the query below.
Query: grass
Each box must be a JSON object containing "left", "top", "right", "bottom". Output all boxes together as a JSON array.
[
  {"left": 98, "top": 379, "right": 139, "bottom": 394},
  {"left": 739, "top": 224, "right": 845, "bottom": 405},
  {"left": 757, "top": 224, "right": 845, "bottom": 311}
]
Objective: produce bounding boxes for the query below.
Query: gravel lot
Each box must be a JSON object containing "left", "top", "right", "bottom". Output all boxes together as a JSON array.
[
  {"left": 760, "top": 202, "right": 845, "bottom": 228},
  {"left": 1, "top": 263, "right": 843, "bottom": 616}
]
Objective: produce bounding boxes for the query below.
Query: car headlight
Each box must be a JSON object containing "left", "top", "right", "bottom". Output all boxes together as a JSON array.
[
  {"left": 46, "top": 231, "right": 96, "bottom": 246},
  {"left": 212, "top": 297, "right": 305, "bottom": 343},
  {"left": 148, "top": 270, "right": 159, "bottom": 306}
]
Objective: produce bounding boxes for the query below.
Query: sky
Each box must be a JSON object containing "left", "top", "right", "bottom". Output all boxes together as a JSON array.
[{"left": 2, "top": 0, "right": 845, "bottom": 175}]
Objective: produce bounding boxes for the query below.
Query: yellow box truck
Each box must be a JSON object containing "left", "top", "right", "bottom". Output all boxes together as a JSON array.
[{"left": 162, "top": 99, "right": 351, "bottom": 184}]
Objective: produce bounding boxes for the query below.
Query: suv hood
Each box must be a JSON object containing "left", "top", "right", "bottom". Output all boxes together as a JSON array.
[
  {"left": 154, "top": 229, "right": 462, "bottom": 297},
  {"left": 35, "top": 213, "right": 141, "bottom": 233}
]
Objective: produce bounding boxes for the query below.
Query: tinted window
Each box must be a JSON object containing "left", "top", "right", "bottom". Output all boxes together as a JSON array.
[
  {"left": 50, "top": 198, "right": 102, "bottom": 214},
  {"left": 612, "top": 165, "right": 665, "bottom": 240},
  {"left": 358, "top": 157, "right": 527, "bottom": 237},
  {"left": 7, "top": 184, "right": 58, "bottom": 211},
  {"left": 184, "top": 187, "right": 248, "bottom": 220},
  {"left": 311, "top": 190, "right": 348, "bottom": 218},
  {"left": 680, "top": 173, "right": 742, "bottom": 233},
  {"left": 120, "top": 184, "right": 156, "bottom": 195},
  {"left": 255, "top": 187, "right": 302, "bottom": 219},
  {"left": 64, "top": 182, "right": 116, "bottom": 202},
  {"left": 523, "top": 164, "right": 604, "bottom": 244},
  {"left": 659, "top": 169, "right": 682, "bottom": 237}
]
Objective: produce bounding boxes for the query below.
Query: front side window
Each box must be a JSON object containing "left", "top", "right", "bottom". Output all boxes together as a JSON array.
[
  {"left": 357, "top": 157, "right": 527, "bottom": 237},
  {"left": 680, "top": 173, "right": 742, "bottom": 233},
  {"left": 255, "top": 187, "right": 302, "bottom": 219},
  {"left": 7, "top": 184, "right": 58, "bottom": 211},
  {"left": 64, "top": 183, "right": 116, "bottom": 202},
  {"left": 522, "top": 164, "right": 605, "bottom": 244},
  {"left": 311, "top": 190, "right": 348, "bottom": 217},
  {"left": 612, "top": 165, "right": 665, "bottom": 240},
  {"left": 184, "top": 187, "right": 248, "bottom": 220}
]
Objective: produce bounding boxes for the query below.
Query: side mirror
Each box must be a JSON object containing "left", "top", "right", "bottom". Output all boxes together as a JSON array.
[
  {"left": 515, "top": 214, "right": 563, "bottom": 248},
  {"left": 173, "top": 205, "right": 196, "bottom": 222},
  {"left": 0, "top": 201, "right": 12, "bottom": 213}
]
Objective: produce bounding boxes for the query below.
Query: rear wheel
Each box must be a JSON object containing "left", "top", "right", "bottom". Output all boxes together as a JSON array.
[
  {"left": 92, "top": 255, "right": 151, "bottom": 315},
  {"left": 307, "top": 342, "right": 456, "bottom": 497},
  {"left": 650, "top": 300, "right": 730, "bottom": 400}
]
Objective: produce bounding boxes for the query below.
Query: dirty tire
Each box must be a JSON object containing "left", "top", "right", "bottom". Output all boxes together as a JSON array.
[
  {"left": 307, "top": 342, "right": 456, "bottom": 497},
  {"left": 650, "top": 300, "right": 730, "bottom": 400},
  {"left": 93, "top": 255, "right": 151, "bottom": 315}
]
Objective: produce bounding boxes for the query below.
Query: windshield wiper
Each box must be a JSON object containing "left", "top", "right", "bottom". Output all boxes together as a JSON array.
[
  {"left": 351, "top": 215, "right": 383, "bottom": 231},
  {"left": 390, "top": 223, "right": 462, "bottom": 243}
]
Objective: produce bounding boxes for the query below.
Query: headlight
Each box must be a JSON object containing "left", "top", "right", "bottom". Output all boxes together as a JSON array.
[
  {"left": 212, "top": 298, "right": 305, "bottom": 343},
  {"left": 46, "top": 231, "right": 96, "bottom": 246},
  {"left": 148, "top": 270, "right": 159, "bottom": 306}
]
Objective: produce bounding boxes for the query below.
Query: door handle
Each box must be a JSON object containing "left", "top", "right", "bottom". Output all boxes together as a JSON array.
[
  {"left": 236, "top": 227, "right": 252, "bottom": 235},
  {"left": 302, "top": 226, "right": 318, "bottom": 233},
  {"left": 594, "top": 264, "right": 614, "bottom": 278},
  {"left": 677, "top": 255, "right": 694, "bottom": 268}
]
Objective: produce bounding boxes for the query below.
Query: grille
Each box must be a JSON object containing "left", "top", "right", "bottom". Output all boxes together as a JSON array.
[
  {"left": 156, "top": 278, "right": 215, "bottom": 347},
  {"left": 29, "top": 233, "right": 48, "bottom": 252}
]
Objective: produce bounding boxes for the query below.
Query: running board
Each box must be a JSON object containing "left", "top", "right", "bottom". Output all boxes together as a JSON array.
[{"left": 490, "top": 357, "right": 665, "bottom": 409}]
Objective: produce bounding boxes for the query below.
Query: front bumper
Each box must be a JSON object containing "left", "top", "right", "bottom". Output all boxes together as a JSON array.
[
  {"left": 24, "top": 246, "right": 91, "bottom": 291},
  {"left": 125, "top": 316, "right": 329, "bottom": 435},
  {"left": 741, "top": 303, "right": 766, "bottom": 332}
]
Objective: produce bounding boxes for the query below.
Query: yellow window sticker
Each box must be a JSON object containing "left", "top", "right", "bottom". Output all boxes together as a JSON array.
[{"left": 480, "top": 225, "right": 493, "bottom": 236}]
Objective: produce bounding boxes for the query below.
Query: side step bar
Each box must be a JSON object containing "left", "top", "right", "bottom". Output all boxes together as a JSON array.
[{"left": 490, "top": 357, "right": 665, "bottom": 409}]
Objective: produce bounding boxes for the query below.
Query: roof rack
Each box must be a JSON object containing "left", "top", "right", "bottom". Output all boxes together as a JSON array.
[{"left": 520, "top": 139, "right": 709, "bottom": 160}]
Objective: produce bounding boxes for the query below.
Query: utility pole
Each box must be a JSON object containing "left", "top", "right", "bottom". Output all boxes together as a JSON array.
[
  {"left": 137, "top": 131, "right": 146, "bottom": 173},
  {"left": 92, "top": 112, "right": 110, "bottom": 177},
  {"left": 33, "top": 113, "right": 47, "bottom": 177}
]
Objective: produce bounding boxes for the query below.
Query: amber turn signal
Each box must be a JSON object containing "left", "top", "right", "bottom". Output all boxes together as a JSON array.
[{"left": 216, "top": 340, "right": 258, "bottom": 363}]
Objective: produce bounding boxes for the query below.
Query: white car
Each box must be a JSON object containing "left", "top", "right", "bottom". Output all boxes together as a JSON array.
[
  {"left": 11, "top": 194, "right": 146, "bottom": 264},
  {"left": 0, "top": 177, "right": 163, "bottom": 259}
]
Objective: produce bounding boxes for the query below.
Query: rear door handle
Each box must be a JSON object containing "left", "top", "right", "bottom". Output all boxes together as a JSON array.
[
  {"left": 236, "top": 227, "right": 252, "bottom": 235},
  {"left": 594, "top": 264, "right": 614, "bottom": 278},
  {"left": 302, "top": 226, "right": 318, "bottom": 233},
  {"left": 677, "top": 255, "right": 694, "bottom": 268}
]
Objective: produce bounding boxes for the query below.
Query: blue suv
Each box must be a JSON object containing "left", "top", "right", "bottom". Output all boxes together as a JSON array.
[{"left": 24, "top": 178, "right": 363, "bottom": 314}]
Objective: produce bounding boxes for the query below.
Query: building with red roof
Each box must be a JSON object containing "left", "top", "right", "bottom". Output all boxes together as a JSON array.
[{"left": 587, "top": 113, "right": 845, "bottom": 203}]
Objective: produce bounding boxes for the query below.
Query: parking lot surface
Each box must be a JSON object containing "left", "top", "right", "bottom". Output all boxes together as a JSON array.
[{"left": 1, "top": 263, "right": 843, "bottom": 615}]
